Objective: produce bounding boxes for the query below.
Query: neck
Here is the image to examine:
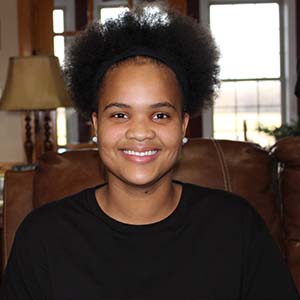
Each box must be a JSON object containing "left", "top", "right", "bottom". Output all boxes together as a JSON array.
[{"left": 95, "top": 175, "right": 182, "bottom": 225}]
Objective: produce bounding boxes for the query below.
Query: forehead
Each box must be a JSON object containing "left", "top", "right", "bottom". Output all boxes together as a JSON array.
[
  {"left": 98, "top": 58, "right": 183, "bottom": 109},
  {"left": 103, "top": 56, "right": 176, "bottom": 83}
]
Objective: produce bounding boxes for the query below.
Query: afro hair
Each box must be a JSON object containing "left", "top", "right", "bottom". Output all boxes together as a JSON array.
[{"left": 63, "top": 1, "right": 219, "bottom": 119}]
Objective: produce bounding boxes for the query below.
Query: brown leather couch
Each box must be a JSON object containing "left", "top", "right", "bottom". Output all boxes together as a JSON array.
[{"left": 2, "top": 137, "right": 300, "bottom": 292}]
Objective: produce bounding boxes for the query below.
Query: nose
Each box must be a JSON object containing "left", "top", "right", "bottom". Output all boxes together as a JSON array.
[{"left": 125, "top": 117, "right": 155, "bottom": 141}]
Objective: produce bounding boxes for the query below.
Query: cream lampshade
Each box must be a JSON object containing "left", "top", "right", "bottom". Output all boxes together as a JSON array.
[{"left": 0, "top": 55, "right": 73, "bottom": 163}]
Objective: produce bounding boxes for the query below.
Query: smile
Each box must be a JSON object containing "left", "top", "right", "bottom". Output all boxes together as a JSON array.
[{"left": 122, "top": 150, "right": 158, "bottom": 156}]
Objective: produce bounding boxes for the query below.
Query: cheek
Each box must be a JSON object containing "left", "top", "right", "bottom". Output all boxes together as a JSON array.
[
  {"left": 159, "top": 122, "right": 183, "bottom": 149},
  {"left": 97, "top": 123, "right": 124, "bottom": 156}
]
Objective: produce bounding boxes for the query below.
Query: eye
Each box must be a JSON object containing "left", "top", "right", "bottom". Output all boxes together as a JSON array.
[
  {"left": 111, "top": 113, "right": 128, "bottom": 119},
  {"left": 153, "top": 113, "right": 169, "bottom": 120}
]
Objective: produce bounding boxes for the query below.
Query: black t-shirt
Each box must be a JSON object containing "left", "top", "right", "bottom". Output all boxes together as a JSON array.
[{"left": 1, "top": 182, "right": 298, "bottom": 300}]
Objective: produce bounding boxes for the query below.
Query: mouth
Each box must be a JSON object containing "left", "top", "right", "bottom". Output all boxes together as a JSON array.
[
  {"left": 122, "top": 149, "right": 158, "bottom": 157},
  {"left": 120, "top": 148, "right": 160, "bottom": 163}
]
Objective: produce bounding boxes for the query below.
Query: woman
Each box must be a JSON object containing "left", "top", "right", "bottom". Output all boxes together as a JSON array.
[{"left": 1, "top": 2, "right": 298, "bottom": 299}]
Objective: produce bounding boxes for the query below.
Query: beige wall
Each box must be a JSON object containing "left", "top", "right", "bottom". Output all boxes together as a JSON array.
[{"left": 0, "top": 0, "right": 24, "bottom": 163}]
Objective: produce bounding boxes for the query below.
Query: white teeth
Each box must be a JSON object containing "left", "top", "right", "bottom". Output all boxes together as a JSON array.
[{"left": 123, "top": 150, "right": 157, "bottom": 156}]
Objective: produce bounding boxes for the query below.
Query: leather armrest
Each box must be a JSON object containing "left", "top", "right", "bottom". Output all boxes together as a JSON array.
[{"left": 273, "top": 137, "right": 300, "bottom": 290}]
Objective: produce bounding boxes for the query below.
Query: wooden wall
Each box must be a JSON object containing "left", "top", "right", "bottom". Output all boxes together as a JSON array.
[{"left": 18, "top": 0, "right": 54, "bottom": 56}]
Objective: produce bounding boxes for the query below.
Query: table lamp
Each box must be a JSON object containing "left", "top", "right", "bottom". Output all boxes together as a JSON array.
[{"left": 0, "top": 55, "right": 73, "bottom": 163}]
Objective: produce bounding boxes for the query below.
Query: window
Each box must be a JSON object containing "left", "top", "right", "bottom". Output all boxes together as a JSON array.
[
  {"left": 53, "top": 1, "right": 128, "bottom": 147},
  {"left": 99, "top": 7, "right": 129, "bottom": 22},
  {"left": 95, "top": 0, "right": 128, "bottom": 22},
  {"left": 53, "top": 8, "right": 68, "bottom": 146},
  {"left": 53, "top": 2, "right": 80, "bottom": 146},
  {"left": 209, "top": 2, "right": 282, "bottom": 146},
  {"left": 53, "top": 8, "right": 65, "bottom": 65}
]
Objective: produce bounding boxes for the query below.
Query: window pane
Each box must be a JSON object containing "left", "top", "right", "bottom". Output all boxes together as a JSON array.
[
  {"left": 215, "top": 82, "right": 236, "bottom": 107},
  {"left": 214, "top": 80, "right": 281, "bottom": 146},
  {"left": 100, "top": 7, "right": 129, "bottom": 23},
  {"left": 210, "top": 3, "right": 280, "bottom": 80},
  {"left": 57, "top": 108, "right": 67, "bottom": 146},
  {"left": 54, "top": 35, "right": 65, "bottom": 65},
  {"left": 258, "top": 80, "right": 281, "bottom": 108},
  {"left": 236, "top": 81, "right": 257, "bottom": 107},
  {"left": 214, "top": 113, "right": 237, "bottom": 132},
  {"left": 53, "top": 9, "right": 64, "bottom": 33}
]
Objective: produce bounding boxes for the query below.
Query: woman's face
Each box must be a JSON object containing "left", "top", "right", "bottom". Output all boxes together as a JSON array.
[{"left": 92, "top": 60, "right": 189, "bottom": 188}]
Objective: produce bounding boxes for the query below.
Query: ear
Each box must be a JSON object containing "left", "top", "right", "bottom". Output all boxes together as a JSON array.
[
  {"left": 182, "top": 113, "right": 190, "bottom": 137},
  {"left": 91, "top": 112, "right": 98, "bottom": 136}
]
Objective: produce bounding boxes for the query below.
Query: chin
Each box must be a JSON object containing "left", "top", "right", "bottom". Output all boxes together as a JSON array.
[
  {"left": 109, "top": 168, "right": 174, "bottom": 188},
  {"left": 121, "top": 175, "right": 161, "bottom": 188},
  {"left": 129, "top": 178, "right": 160, "bottom": 188}
]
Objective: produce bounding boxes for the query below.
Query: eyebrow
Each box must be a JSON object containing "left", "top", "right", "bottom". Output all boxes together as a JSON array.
[
  {"left": 150, "top": 102, "right": 177, "bottom": 111},
  {"left": 103, "top": 101, "right": 177, "bottom": 111},
  {"left": 103, "top": 103, "right": 130, "bottom": 111}
]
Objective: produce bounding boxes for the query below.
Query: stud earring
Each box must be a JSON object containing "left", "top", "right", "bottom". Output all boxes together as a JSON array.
[
  {"left": 182, "top": 137, "right": 188, "bottom": 145},
  {"left": 92, "top": 136, "right": 98, "bottom": 143}
]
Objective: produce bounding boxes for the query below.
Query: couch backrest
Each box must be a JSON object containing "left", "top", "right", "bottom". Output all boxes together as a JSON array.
[
  {"left": 3, "top": 138, "right": 284, "bottom": 274},
  {"left": 33, "top": 149, "right": 105, "bottom": 207}
]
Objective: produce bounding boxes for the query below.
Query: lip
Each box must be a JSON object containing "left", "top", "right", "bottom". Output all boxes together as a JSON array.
[{"left": 119, "top": 147, "right": 160, "bottom": 163}]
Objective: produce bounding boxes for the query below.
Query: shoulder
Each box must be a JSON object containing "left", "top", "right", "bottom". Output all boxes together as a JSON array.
[
  {"left": 182, "top": 181, "right": 252, "bottom": 209},
  {"left": 16, "top": 187, "right": 95, "bottom": 240},
  {"left": 181, "top": 182, "right": 264, "bottom": 229}
]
